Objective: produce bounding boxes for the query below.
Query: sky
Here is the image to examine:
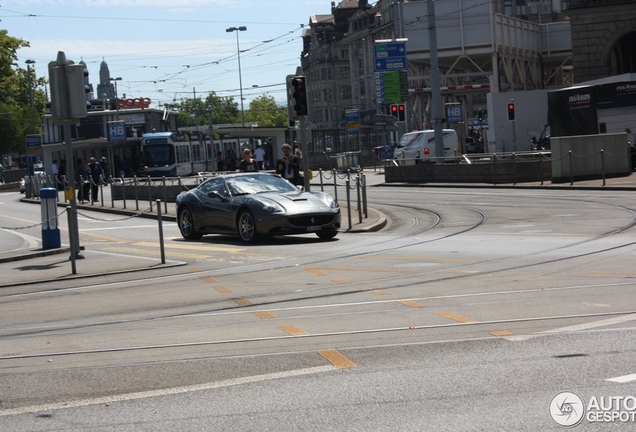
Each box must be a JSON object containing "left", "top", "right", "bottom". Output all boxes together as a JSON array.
[{"left": 0, "top": 0, "right": 336, "bottom": 109}]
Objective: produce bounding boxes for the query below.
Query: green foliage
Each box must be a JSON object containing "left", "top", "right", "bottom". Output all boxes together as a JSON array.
[
  {"left": 165, "top": 92, "right": 240, "bottom": 127},
  {"left": 165, "top": 93, "right": 288, "bottom": 128},
  {"left": 245, "top": 95, "right": 289, "bottom": 127},
  {"left": 0, "top": 30, "right": 46, "bottom": 155}
]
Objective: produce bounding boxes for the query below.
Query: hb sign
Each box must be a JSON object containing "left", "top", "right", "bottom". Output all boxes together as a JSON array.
[{"left": 107, "top": 121, "right": 127, "bottom": 142}]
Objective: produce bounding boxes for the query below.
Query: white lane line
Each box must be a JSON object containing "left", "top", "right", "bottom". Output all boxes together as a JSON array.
[
  {"left": 505, "top": 313, "right": 636, "bottom": 341},
  {"left": 0, "top": 365, "right": 335, "bottom": 417},
  {"left": 606, "top": 373, "right": 636, "bottom": 384}
]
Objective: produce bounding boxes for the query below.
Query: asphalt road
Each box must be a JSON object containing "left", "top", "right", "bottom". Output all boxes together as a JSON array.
[{"left": 1, "top": 185, "right": 636, "bottom": 430}]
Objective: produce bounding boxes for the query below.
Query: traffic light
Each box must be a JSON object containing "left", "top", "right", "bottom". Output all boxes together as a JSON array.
[
  {"left": 507, "top": 102, "right": 515, "bottom": 121},
  {"left": 291, "top": 76, "right": 309, "bottom": 117},
  {"left": 398, "top": 103, "right": 406, "bottom": 122},
  {"left": 67, "top": 63, "right": 91, "bottom": 118},
  {"left": 390, "top": 104, "right": 398, "bottom": 118},
  {"left": 478, "top": 109, "right": 483, "bottom": 122}
]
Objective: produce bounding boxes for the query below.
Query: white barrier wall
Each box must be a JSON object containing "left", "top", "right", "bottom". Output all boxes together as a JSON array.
[{"left": 551, "top": 133, "right": 631, "bottom": 182}]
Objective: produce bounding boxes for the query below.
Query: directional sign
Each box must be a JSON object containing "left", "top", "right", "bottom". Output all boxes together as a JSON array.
[
  {"left": 374, "top": 41, "right": 407, "bottom": 72},
  {"left": 107, "top": 121, "right": 127, "bottom": 142},
  {"left": 446, "top": 103, "right": 462, "bottom": 123},
  {"left": 375, "top": 71, "right": 409, "bottom": 104},
  {"left": 25, "top": 134, "right": 42, "bottom": 156}
]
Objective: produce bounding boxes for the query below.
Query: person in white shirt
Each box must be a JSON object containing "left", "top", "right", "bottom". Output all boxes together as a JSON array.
[{"left": 253, "top": 145, "right": 266, "bottom": 170}]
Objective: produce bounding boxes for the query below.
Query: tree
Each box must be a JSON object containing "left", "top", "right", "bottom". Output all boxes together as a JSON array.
[
  {"left": 165, "top": 92, "right": 240, "bottom": 127},
  {"left": 0, "top": 30, "right": 46, "bottom": 157},
  {"left": 245, "top": 95, "right": 289, "bottom": 127}
]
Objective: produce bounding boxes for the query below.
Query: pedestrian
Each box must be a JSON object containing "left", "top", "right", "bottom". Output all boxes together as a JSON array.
[
  {"left": 275, "top": 143, "right": 301, "bottom": 186},
  {"left": 58, "top": 159, "right": 67, "bottom": 190},
  {"left": 76, "top": 158, "right": 88, "bottom": 203},
  {"left": 216, "top": 151, "right": 224, "bottom": 171},
  {"left": 51, "top": 159, "right": 59, "bottom": 189},
  {"left": 87, "top": 157, "right": 103, "bottom": 202},
  {"left": 238, "top": 148, "right": 259, "bottom": 172},
  {"left": 253, "top": 144, "right": 266, "bottom": 170},
  {"left": 293, "top": 141, "right": 302, "bottom": 158},
  {"left": 99, "top": 157, "right": 111, "bottom": 183}
]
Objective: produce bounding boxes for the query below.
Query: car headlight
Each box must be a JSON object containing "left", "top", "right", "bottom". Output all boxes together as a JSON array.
[
  {"left": 322, "top": 193, "right": 339, "bottom": 209},
  {"left": 258, "top": 198, "right": 285, "bottom": 213}
]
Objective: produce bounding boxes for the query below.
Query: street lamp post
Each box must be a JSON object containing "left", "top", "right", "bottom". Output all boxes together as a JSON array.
[
  {"left": 226, "top": 26, "right": 247, "bottom": 127},
  {"left": 26, "top": 59, "right": 36, "bottom": 107}
]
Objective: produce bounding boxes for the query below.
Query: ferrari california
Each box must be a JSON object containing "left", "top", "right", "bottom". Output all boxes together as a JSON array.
[{"left": 175, "top": 172, "right": 341, "bottom": 243}]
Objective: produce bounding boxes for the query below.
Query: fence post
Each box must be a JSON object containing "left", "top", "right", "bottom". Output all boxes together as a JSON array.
[
  {"left": 539, "top": 153, "right": 544, "bottom": 186},
  {"left": 332, "top": 169, "right": 338, "bottom": 203},
  {"left": 361, "top": 172, "right": 368, "bottom": 218},
  {"left": 134, "top": 175, "right": 139, "bottom": 211},
  {"left": 147, "top": 175, "right": 153, "bottom": 212},
  {"left": 601, "top": 149, "right": 606, "bottom": 186},
  {"left": 319, "top": 169, "right": 324, "bottom": 192},
  {"left": 162, "top": 176, "right": 168, "bottom": 214},
  {"left": 121, "top": 176, "right": 127, "bottom": 210},
  {"left": 493, "top": 154, "right": 498, "bottom": 185},
  {"left": 569, "top": 151, "right": 574, "bottom": 186},
  {"left": 346, "top": 176, "right": 352, "bottom": 230},
  {"left": 156, "top": 199, "right": 165, "bottom": 264},
  {"left": 512, "top": 152, "right": 517, "bottom": 185},
  {"left": 356, "top": 175, "right": 362, "bottom": 224}
]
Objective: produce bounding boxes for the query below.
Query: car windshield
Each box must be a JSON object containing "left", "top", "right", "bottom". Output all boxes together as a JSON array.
[{"left": 226, "top": 174, "right": 298, "bottom": 196}]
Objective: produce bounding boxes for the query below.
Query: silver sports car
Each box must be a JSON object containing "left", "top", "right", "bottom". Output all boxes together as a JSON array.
[{"left": 175, "top": 172, "right": 341, "bottom": 243}]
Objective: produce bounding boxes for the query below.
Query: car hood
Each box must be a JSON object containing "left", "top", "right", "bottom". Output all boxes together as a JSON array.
[{"left": 256, "top": 191, "right": 336, "bottom": 212}]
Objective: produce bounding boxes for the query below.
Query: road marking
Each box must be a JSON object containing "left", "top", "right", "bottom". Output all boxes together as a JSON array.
[
  {"left": 0, "top": 366, "right": 336, "bottom": 417},
  {"left": 371, "top": 290, "right": 390, "bottom": 295},
  {"left": 254, "top": 311, "right": 276, "bottom": 319},
  {"left": 399, "top": 300, "right": 426, "bottom": 308},
  {"left": 278, "top": 325, "right": 308, "bottom": 336},
  {"left": 606, "top": 373, "right": 636, "bottom": 383},
  {"left": 133, "top": 241, "right": 246, "bottom": 254},
  {"left": 318, "top": 350, "right": 357, "bottom": 369},
  {"left": 539, "top": 313, "right": 636, "bottom": 334},
  {"left": 200, "top": 276, "right": 217, "bottom": 283},
  {"left": 490, "top": 331, "right": 514, "bottom": 337},
  {"left": 234, "top": 298, "right": 252, "bottom": 306},
  {"left": 305, "top": 267, "right": 326, "bottom": 276},
  {"left": 188, "top": 267, "right": 201, "bottom": 272},
  {"left": 331, "top": 279, "right": 349, "bottom": 284},
  {"left": 435, "top": 312, "right": 478, "bottom": 323},
  {"left": 214, "top": 286, "right": 232, "bottom": 293}
]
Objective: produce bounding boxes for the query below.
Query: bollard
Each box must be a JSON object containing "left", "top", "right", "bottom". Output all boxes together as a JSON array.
[{"left": 40, "top": 187, "right": 61, "bottom": 249}]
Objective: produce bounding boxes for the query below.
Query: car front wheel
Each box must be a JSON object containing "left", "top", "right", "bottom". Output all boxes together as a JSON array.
[
  {"left": 237, "top": 210, "right": 258, "bottom": 243},
  {"left": 178, "top": 207, "right": 202, "bottom": 240}
]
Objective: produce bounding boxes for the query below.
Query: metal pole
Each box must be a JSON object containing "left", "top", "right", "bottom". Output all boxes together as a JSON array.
[
  {"left": 157, "top": 199, "right": 165, "bottom": 264},
  {"left": 300, "top": 117, "right": 310, "bottom": 191},
  {"left": 427, "top": 0, "right": 444, "bottom": 164}
]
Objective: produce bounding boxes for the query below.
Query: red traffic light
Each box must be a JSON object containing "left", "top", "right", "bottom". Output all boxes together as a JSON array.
[
  {"left": 390, "top": 104, "right": 398, "bottom": 114},
  {"left": 507, "top": 102, "right": 515, "bottom": 121}
]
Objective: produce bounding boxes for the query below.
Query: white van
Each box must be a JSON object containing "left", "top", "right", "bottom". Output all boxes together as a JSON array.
[{"left": 393, "top": 129, "right": 460, "bottom": 165}]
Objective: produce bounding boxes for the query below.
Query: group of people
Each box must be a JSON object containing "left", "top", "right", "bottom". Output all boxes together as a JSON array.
[
  {"left": 75, "top": 156, "right": 111, "bottom": 203},
  {"left": 236, "top": 142, "right": 304, "bottom": 186}
]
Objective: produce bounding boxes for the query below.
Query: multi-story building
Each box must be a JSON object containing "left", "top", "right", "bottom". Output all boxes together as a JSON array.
[{"left": 299, "top": 0, "right": 591, "bottom": 153}]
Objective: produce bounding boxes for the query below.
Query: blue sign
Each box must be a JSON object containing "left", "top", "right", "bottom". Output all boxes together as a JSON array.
[
  {"left": 446, "top": 104, "right": 462, "bottom": 123},
  {"left": 107, "top": 121, "right": 127, "bottom": 142},
  {"left": 25, "top": 134, "right": 42, "bottom": 155},
  {"left": 374, "top": 41, "right": 407, "bottom": 72}
]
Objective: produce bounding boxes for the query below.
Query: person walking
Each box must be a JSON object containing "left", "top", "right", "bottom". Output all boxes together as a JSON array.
[
  {"left": 275, "top": 143, "right": 301, "bottom": 186},
  {"left": 87, "top": 157, "right": 103, "bottom": 202},
  {"left": 76, "top": 158, "right": 88, "bottom": 203},
  {"left": 238, "top": 148, "right": 259, "bottom": 172},
  {"left": 99, "top": 157, "right": 111, "bottom": 183},
  {"left": 253, "top": 144, "right": 266, "bottom": 170}
]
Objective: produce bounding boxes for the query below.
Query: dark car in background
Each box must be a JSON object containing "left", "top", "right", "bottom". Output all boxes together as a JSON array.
[{"left": 176, "top": 172, "right": 341, "bottom": 243}]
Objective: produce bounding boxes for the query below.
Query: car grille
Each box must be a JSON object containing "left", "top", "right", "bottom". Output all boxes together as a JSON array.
[{"left": 288, "top": 214, "right": 335, "bottom": 227}]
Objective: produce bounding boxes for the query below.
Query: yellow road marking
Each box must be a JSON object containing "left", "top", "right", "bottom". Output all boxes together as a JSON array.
[
  {"left": 490, "top": 331, "right": 514, "bottom": 337},
  {"left": 371, "top": 290, "right": 390, "bottom": 295},
  {"left": 398, "top": 300, "right": 426, "bottom": 308},
  {"left": 133, "top": 241, "right": 245, "bottom": 253},
  {"left": 331, "top": 279, "right": 349, "bottom": 284},
  {"left": 305, "top": 267, "right": 327, "bottom": 276},
  {"left": 254, "top": 311, "right": 276, "bottom": 319},
  {"left": 278, "top": 325, "right": 308, "bottom": 336},
  {"left": 234, "top": 298, "right": 252, "bottom": 306},
  {"left": 435, "top": 312, "right": 478, "bottom": 323},
  {"left": 355, "top": 256, "right": 479, "bottom": 263},
  {"left": 200, "top": 276, "right": 217, "bottom": 283},
  {"left": 102, "top": 247, "right": 209, "bottom": 259},
  {"left": 587, "top": 271, "right": 636, "bottom": 276},
  {"left": 188, "top": 267, "right": 201, "bottom": 272},
  {"left": 318, "top": 350, "right": 357, "bottom": 369},
  {"left": 214, "top": 286, "right": 232, "bottom": 293}
]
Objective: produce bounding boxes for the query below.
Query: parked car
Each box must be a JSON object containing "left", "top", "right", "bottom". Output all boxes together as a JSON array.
[{"left": 175, "top": 172, "right": 341, "bottom": 243}]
